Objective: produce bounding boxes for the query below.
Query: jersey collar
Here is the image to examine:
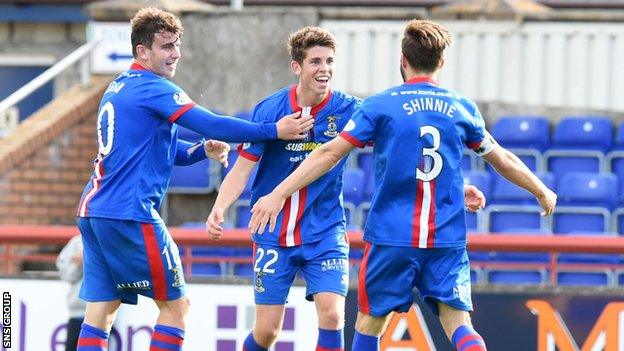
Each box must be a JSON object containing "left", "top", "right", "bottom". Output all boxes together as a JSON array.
[
  {"left": 404, "top": 76, "right": 438, "bottom": 85},
  {"left": 288, "top": 85, "right": 333, "bottom": 116},
  {"left": 130, "top": 61, "right": 148, "bottom": 71}
]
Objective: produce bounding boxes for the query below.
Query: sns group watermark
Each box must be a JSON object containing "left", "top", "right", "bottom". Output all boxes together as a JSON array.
[{"left": 2, "top": 292, "right": 10, "bottom": 349}]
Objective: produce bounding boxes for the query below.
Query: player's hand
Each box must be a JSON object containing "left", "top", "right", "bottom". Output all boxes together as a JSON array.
[
  {"left": 537, "top": 187, "right": 557, "bottom": 216},
  {"left": 249, "top": 192, "right": 287, "bottom": 234},
  {"left": 206, "top": 206, "right": 226, "bottom": 240},
  {"left": 275, "top": 111, "right": 314, "bottom": 140},
  {"left": 464, "top": 184, "right": 486, "bottom": 212},
  {"left": 204, "top": 140, "right": 230, "bottom": 167}
]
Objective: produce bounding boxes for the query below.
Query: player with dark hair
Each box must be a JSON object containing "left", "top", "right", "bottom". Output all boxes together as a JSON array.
[
  {"left": 75, "top": 7, "right": 313, "bottom": 351},
  {"left": 248, "top": 19, "right": 557, "bottom": 351}
]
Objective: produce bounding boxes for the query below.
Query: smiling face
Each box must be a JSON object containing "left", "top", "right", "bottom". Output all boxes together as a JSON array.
[
  {"left": 292, "top": 45, "right": 335, "bottom": 97},
  {"left": 137, "top": 31, "right": 181, "bottom": 78}
]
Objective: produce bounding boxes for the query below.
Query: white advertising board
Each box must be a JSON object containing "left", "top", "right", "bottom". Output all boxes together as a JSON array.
[{"left": 0, "top": 279, "right": 318, "bottom": 350}]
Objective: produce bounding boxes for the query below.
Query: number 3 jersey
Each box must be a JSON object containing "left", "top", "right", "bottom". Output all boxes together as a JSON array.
[
  {"left": 340, "top": 77, "right": 495, "bottom": 249},
  {"left": 77, "top": 62, "right": 196, "bottom": 223},
  {"left": 239, "top": 86, "right": 360, "bottom": 247}
]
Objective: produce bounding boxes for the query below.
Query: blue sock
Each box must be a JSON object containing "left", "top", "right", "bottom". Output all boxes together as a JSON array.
[
  {"left": 316, "top": 328, "right": 344, "bottom": 351},
  {"left": 76, "top": 323, "right": 108, "bottom": 351},
  {"left": 351, "top": 330, "right": 379, "bottom": 351},
  {"left": 150, "top": 324, "right": 185, "bottom": 351},
  {"left": 451, "top": 325, "right": 487, "bottom": 351},
  {"left": 242, "top": 332, "right": 268, "bottom": 351}
]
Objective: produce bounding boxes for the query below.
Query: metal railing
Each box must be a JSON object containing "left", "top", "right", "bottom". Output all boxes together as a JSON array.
[{"left": 0, "top": 41, "right": 98, "bottom": 120}]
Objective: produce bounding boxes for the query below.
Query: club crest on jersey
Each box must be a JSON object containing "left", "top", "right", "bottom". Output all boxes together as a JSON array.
[
  {"left": 254, "top": 272, "right": 265, "bottom": 293},
  {"left": 171, "top": 266, "right": 183, "bottom": 288},
  {"left": 324, "top": 116, "right": 340, "bottom": 137},
  {"left": 173, "top": 91, "right": 192, "bottom": 105}
]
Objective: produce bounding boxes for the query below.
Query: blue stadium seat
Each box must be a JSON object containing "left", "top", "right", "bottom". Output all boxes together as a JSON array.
[
  {"left": 463, "top": 171, "right": 490, "bottom": 231},
  {"left": 191, "top": 263, "right": 223, "bottom": 276},
  {"left": 233, "top": 201, "right": 252, "bottom": 228},
  {"left": 551, "top": 116, "right": 613, "bottom": 152},
  {"left": 557, "top": 271, "right": 611, "bottom": 286},
  {"left": 492, "top": 115, "right": 550, "bottom": 151},
  {"left": 491, "top": 172, "right": 554, "bottom": 205},
  {"left": 489, "top": 228, "right": 550, "bottom": 263},
  {"left": 484, "top": 205, "right": 544, "bottom": 232},
  {"left": 487, "top": 269, "right": 546, "bottom": 284},
  {"left": 169, "top": 159, "right": 212, "bottom": 193},
  {"left": 552, "top": 208, "right": 610, "bottom": 233},
  {"left": 343, "top": 168, "right": 366, "bottom": 205},
  {"left": 557, "top": 172, "right": 617, "bottom": 209},
  {"left": 233, "top": 263, "right": 254, "bottom": 277},
  {"left": 462, "top": 150, "right": 480, "bottom": 171},
  {"left": 544, "top": 116, "right": 612, "bottom": 181}
]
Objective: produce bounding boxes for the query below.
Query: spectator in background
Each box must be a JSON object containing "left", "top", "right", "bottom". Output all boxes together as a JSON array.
[{"left": 56, "top": 235, "right": 85, "bottom": 351}]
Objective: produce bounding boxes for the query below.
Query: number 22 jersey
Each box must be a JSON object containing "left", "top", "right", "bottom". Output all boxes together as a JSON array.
[{"left": 340, "top": 77, "right": 495, "bottom": 249}]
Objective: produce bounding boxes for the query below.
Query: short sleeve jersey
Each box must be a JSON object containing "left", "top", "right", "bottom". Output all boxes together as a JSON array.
[
  {"left": 77, "top": 62, "right": 196, "bottom": 223},
  {"left": 239, "top": 86, "right": 360, "bottom": 246},
  {"left": 340, "top": 77, "right": 490, "bottom": 248}
]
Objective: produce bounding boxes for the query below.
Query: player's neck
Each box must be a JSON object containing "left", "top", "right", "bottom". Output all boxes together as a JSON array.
[{"left": 295, "top": 84, "right": 327, "bottom": 108}]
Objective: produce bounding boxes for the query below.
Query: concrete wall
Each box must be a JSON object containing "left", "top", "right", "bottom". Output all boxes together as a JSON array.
[{"left": 175, "top": 8, "right": 318, "bottom": 115}]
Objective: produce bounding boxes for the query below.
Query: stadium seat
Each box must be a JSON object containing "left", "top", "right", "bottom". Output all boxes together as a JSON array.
[
  {"left": 487, "top": 269, "right": 547, "bottom": 284},
  {"left": 491, "top": 172, "right": 554, "bottom": 205},
  {"left": 462, "top": 150, "right": 480, "bottom": 171},
  {"left": 491, "top": 115, "right": 550, "bottom": 151},
  {"left": 463, "top": 171, "right": 491, "bottom": 231},
  {"left": 168, "top": 159, "right": 212, "bottom": 193},
  {"left": 550, "top": 116, "right": 613, "bottom": 152},
  {"left": 233, "top": 263, "right": 254, "bottom": 277},
  {"left": 552, "top": 207, "right": 610, "bottom": 233},
  {"left": 343, "top": 201, "right": 359, "bottom": 230},
  {"left": 544, "top": 116, "right": 611, "bottom": 180},
  {"left": 556, "top": 172, "right": 617, "bottom": 209},
  {"left": 557, "top": 271, "right": 611, "bottom": 286},
  {"left": 483, "top": 205, "right": 545, "bottom": 232},
  {"left": 232, "top": 200, "right": 252, "bottom": 228},
  {"left": 343, "top": 168, "right": 366, "bottom": 205},
  {"left": 489, "top": 228, "right": 550, "bottom": 263}
]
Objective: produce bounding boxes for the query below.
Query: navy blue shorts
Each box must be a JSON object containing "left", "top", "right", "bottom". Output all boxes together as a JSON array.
[
  {"left": 358, "top": 243, "right": 472, "bottom": 317},
  {"left": 78, "top": 217, "right": 186, "bottom": 304},
  {"left": 253, "top": 232, "right": 349, "bottom": 304}
]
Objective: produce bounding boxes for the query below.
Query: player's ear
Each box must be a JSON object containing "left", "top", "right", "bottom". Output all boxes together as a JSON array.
[
  {"left": 136, "top": 44, "right": 149, "bottom": 60},
  {"left": 400, "top": 54, "right": 408, "bottom": 70},
  {"left": 438, "top": 56, "right": 445, "bottom": 70},
  {"left": 291, "top": 60, "right": 302, "bottom": 75}
]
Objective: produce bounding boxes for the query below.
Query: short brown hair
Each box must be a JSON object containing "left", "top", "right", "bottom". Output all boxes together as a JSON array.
[
  {"left": 288, "top": 26, "right": 337, "bottom": 63},
  {"left": 130, "top": 7, "right": 183, "bottom": 57},
  {"left": 402, "top": 20, "right": 451, "bottom": 73}
]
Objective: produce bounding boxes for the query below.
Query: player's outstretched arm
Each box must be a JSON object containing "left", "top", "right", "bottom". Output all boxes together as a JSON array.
[
  {"left": 176, "top": 106, "right": 313, "bottom": 143},
  {"left": 207, "top": 157, "right": 257, "bottom": 240},
  {"left": 464, "top": 184, "right": 485, "bottom": 212},
  {"left": 249, "top": 136, "right": 355, "bottom": 234},
  {"left": 174, "top": 139, "right": 230, "bottom": 167},
  {"left": 483, "top": 145, "right": 557, "bottom": 216}
]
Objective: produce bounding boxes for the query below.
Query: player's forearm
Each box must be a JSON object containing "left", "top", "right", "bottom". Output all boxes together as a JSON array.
[
  {"left": 489, "top": 148, "right": 547, "bottom": 198},
  {"left": 273, "top": 142, "right": 344, "bottom": 199},
  {"left": 174, "top": 139, "right": 207, "bottom": 166},
  {"left": 214, "top": 172, "right": 251, "bottom": 211},
  {"left": 177, "top": 106, "right": 278, "bottom": 142}
]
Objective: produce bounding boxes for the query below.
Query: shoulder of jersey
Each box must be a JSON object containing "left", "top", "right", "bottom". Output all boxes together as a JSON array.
[
  {"left": 253, "top": 86, "right": 290, "bottom": 114},
  {"left": 330, "top": 89, "right": 362, "bottom": 110}
]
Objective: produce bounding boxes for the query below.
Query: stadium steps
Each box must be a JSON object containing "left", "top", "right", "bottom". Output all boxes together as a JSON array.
[{"left": 0, "top": 75, "right": 111, "bottom": 175}]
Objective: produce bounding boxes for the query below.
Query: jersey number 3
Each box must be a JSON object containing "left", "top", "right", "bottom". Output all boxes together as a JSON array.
[{"left": 416, "top": 125, "right": 443, "bottom": 181}]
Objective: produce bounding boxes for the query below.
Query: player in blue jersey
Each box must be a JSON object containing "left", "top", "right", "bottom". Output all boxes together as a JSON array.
[
  {"left": 249, "top": 20, "right": 557, "bottom": 351},
  {"left": 75, "top": 8, "right": 313, "bottom": 351},
  {"left": 207, "top": 26, "right": 488, "bottom": 351},
  {"left": 206, "top": 26, "right": 356, "bottom": 351}
]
